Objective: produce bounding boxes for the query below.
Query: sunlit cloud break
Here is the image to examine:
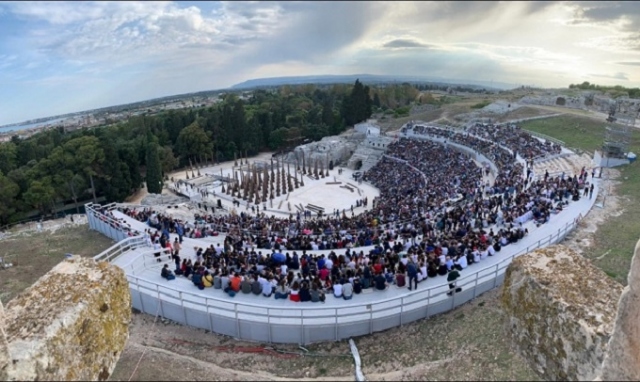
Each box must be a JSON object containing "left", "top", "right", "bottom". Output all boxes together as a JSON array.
[{"left": 0, "top": 1, "right": 639, "bottom": 125}]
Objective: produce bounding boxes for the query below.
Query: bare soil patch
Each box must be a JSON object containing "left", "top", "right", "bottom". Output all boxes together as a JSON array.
[
  {"left": 563, "top": 169, "right": 623, "bottom": 256},
  {"left": 108, "top": 288, "right": 538, "bottom": 382}
]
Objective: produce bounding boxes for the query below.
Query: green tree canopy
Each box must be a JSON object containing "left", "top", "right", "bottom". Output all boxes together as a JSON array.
[{"left": 176, "top": 121, "right": 210, "bottom": 164}]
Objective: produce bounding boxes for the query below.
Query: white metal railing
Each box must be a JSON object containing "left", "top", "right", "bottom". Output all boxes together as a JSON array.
[
  {"left": 124, "top": 217, "right": 578, "bottom": 315},
  {"left": 521, "top": 129, "right": 565, "bottom": 146},
  {"left": 90, "top": 195, "right": 582, "bottom": 344}
]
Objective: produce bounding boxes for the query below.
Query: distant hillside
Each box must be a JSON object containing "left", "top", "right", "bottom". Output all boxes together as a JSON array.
[{"left": 231, "top": 74, "right": 516, "bottom": 91}]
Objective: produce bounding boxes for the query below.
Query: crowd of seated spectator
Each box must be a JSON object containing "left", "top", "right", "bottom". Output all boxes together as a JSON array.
[
  {"left": 113, "top": 126, "right": 589, "bottom": 302},
  {"left": 466, "top": 123, "right": 562, "bottom": 160}
]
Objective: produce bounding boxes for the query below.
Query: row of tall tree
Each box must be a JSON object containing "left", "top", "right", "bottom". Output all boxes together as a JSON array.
[{"left": 0, "top": 79, "right": 377, "bottom": 225}]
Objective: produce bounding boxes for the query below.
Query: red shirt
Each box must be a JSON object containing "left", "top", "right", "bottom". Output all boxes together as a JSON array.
[
  {"left": 373, "top": 263, "right": 383, "bottom": 274},
  {"left": 230, "top": 277, "right": 241, "bottom": 292}
]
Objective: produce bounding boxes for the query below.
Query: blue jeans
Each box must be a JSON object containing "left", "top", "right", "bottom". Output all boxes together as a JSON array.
[
  {"left": 343, "top": 295, "right": 352, "bottom": 300},
  {"left": 274, "top": 292, "right": 288, "bottom": 299}
]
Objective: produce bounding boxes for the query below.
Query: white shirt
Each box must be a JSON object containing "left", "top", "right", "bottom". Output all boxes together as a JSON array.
[
  {"left": 456, "top": 256, "right": 468, "bottom": 269},
  {"left": 260, "top": 278, "right": 272, "bottom": 295},
  {"left": 473, "top": 251, "right": 481, "bottom": 263},
  {"left": 325, "top": 259, "right": 333, "bottom": 270},
  {"left": 488, "top": 245, "right": 496, "bottom": 256},
  {"left": 333, "top": 283, "right": 343, "bottom": 297},
  {"left": 480, "top": 249, "right": 489, "bottom": 260}
]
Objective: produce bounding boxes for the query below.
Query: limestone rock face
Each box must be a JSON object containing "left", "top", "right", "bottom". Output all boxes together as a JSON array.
[
  {"left": 501, "top": 245, "right": 623, "bottom": 381},
  {"left": 1, "top": 255, "right": 131, "bottom": 381},
  {"left": 600, "top": 238, "right": 640, "bottom": 381}
]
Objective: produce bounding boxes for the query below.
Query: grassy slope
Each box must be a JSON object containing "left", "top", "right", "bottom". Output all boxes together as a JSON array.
[
  {"left": 0, "top": 225, "right": 114, "bottom": 304},
  {"left": 520, "top": 115, "right": 640, "bottom": 284}
]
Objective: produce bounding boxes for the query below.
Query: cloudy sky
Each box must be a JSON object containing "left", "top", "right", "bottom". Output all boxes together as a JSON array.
[{"left": 1, "top": 1, "right": 639, "bottom": 125}]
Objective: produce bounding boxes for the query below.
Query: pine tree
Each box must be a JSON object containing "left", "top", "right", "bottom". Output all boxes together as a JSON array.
[
  {"left": 145, "top": 142, "right": 163, "bottom": 194},
  {"left": 373, "top": 93, "right": 381, "bottom": 108}
]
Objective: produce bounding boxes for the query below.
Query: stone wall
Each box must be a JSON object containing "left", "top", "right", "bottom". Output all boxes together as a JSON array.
[
  {"left": 519, "top": 94, "right": 585, "bottom": 109},
  {"left": 501, "top": 245, "right": 623, "bottom": 381},
  {"left": 0, "top": 256, "right": 131, "bottom": 381},
  {"left": 285, "top": 136, "right": 357, "bottom": 168},
  {"left": 599, "top": 238, "right": 640, "bottom": 381}
]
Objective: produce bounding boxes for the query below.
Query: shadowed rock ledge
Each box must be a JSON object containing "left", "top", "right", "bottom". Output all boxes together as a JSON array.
[
  {"left": 600, "top": 238, "right": 640, "bottom": 381},
  {"left": 0, "top": 255, "right": 131, "bottom": 381},
  {"left": 501, "top": 245, "right": 623, "bottom": 381}
]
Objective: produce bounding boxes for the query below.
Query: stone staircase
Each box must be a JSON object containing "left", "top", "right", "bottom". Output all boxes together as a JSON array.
[
  {"left": 347, "top": 147, "right": 376, "bottom": 171},
  {"left": 347, "top": 136, "right": 395, "bottom": 171},
  {"left": 533, "top": 153, "right": 595, "bottom": 178},
  {"left": 360, "top": 151, "right": 386, "bottom": 173}
]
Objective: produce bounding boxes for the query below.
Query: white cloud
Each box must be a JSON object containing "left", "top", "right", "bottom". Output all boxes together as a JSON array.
[{"left": 0, "top": 0, "right": 639, "bottom": 126}]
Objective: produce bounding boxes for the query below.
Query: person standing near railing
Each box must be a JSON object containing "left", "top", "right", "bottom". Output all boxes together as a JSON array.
[
  {"left": 447, "top": 268, "right": 461, "bottom": 296},
  {"left": 407, "top": 258, "right": 418, "bottom": 291}
]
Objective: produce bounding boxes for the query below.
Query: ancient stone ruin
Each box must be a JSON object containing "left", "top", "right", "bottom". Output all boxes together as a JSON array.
[
  {"left": 501, "top": 243, "right": 637, "bottom": 381},
  {"left": 0, "top": 256, "right": 131, "bottom": 381}
]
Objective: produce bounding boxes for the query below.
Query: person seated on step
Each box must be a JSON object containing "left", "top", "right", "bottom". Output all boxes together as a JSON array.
[
  {"left": 374, "top": 271, "right": 388, "bottom": 291},
  {"left": 260, "top": 274, "right": 273, "bottom": 298},
  {"left": 251, "top": 274, "right": 262, "bottom": 296},
  {"left": 310, "top": 282, "right": 326, "bottom": 303},
  {"left": 289, "top": 281, "right": 301, "bottom": 302},
  {"left": 342, "top": 279, "right": 354, "bottom": 300},
  {"left": 202, "top": 271, "right": 213, "bottom": 288},
  {"left": 353, "top": 278, "right": 363, "bottom": 295},
  {"left": 299, "top": 280, "right": 311, "bottom": 302},
  {"left": 228, "top": 272, "right": 242, "bottom": 296},
  {"left": 213, "top": 269, "right": 222, "bottom": 289},
  {"left": 241, "top": 274, "right": 252, "bottom": 294},
  {"left": 332, "top": 276, "right": 343, "bottom": 298},
  {"left": 161, "top": 264, "right": 175, "bottom": 280},
  {"left": 220, "top": 270, "right": 230, "bottom": 293},
  {"left": 274, "top": 279, "right": 290, "bottom": 300},
  {"left": 191, "top": 271, "right": 203, "bottom": 289},
  {"left": 395, "top": 263, "right": 406, "bottom": 287}
]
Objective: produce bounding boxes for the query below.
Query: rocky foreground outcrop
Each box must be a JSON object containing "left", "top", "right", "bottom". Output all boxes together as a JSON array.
[
  {"left": 0, "top": 255, "right": 131, "bottom": 381},
  {"left": 600, "top": 238, "right": 640, "bottom": 381},
  {"left": 501, "top": 245, "right": 623, "bottom": 381}
]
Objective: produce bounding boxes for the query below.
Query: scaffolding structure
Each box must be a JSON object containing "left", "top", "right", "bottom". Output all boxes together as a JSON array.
[
  {"left": 599, "top": 103, "right": 636, "bottom": 207},
  {"left": 602, "top": 103, "right": 634, "bottom": 162}
]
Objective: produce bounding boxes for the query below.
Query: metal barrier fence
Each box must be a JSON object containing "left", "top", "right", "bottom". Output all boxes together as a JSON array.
[
  {"left": 88, "top": 202, "right": 581, "bottom": 345},
  {"left": 521, "top": 129, "right": 565, "bottom": 146}
]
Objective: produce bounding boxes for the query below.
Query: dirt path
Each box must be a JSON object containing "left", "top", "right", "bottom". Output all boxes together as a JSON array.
[{"left": 562, "top": 168, "right": 623, "bottom": 255}]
